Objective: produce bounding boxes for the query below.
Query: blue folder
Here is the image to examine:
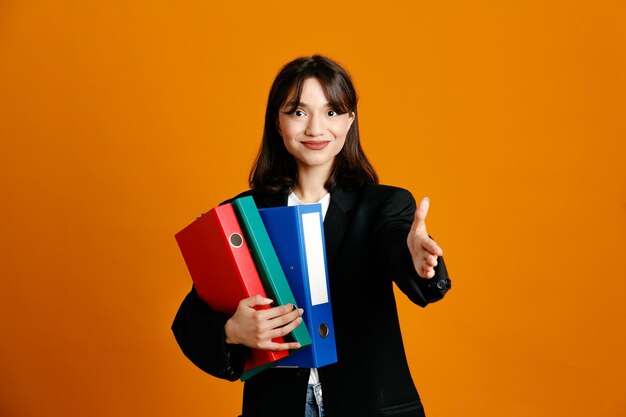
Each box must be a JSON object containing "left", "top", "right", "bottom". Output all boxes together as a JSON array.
[{"left": 258, "top": 204, "right": 338, "bottom": 368}]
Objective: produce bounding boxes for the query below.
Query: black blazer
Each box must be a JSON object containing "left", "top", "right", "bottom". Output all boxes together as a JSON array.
[{"left": 172, "top": 184, "right": 451, "bottom": 417}]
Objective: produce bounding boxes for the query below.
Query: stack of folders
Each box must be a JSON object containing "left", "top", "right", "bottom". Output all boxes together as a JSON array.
[{"left": 175, "top": 196, "right": 337, "bottom": 381}]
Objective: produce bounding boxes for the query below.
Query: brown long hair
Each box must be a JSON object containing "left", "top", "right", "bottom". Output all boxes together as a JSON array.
[{"left": 249, "top": 55, "right": 378, "bottom": 194}]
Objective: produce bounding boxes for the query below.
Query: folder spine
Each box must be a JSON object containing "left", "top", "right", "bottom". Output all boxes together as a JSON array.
[{"left": 258, "top": 204, "right": 338, "bottom": 369}]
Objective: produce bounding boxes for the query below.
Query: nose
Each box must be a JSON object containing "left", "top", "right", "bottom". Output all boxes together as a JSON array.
[{"left": 305, "top": 113, "right": 325, "bottom": 137}]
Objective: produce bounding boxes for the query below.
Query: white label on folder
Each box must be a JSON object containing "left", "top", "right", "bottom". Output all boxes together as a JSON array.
[{"left": 302, "top": 212, "right": 329, "bottom": 306}]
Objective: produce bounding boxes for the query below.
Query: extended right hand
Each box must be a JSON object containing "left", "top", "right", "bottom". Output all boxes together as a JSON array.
[
  {"left": 224, "top": 294, "right": 304, "bottom": 351},
  {"left": 407, "top": 197, "right": 444, "bottom": 279}
]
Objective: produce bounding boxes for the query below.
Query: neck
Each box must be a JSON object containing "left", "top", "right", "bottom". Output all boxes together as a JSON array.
[{"left": 293, "top": 166, "right": 331, "bottom": 203}]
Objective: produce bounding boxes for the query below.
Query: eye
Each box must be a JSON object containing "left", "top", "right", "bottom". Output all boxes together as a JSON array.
[
  {"left": 327, "top": 110, "right": 337, "bottom": 117},
  {"left": 294, "top": 110, "right": 306, "bottom": 117}
]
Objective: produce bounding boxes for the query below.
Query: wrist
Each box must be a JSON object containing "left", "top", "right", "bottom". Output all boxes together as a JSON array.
[{"left": 224, "top": 318, "right": 238, "bottom": 345}]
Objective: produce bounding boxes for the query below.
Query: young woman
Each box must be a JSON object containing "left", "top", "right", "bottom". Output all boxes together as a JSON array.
[{"left": 172, "top": 55, "right": 452, "bottom": 417}]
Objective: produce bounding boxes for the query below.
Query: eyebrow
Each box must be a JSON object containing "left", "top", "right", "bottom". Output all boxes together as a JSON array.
[{"left": 282, "top": 101, "right": 331, "bottom": 109}]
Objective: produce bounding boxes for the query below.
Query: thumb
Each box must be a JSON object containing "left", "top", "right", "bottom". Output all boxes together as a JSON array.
[{"left": 413, "top": 197, "right": 430, "bottom": 231}]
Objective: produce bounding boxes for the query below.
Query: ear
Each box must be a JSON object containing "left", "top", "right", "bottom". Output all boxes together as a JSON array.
[
  {"left": 347, "top": 111, "right": 355, "bottom": 129},
  {"left": 275, "top": 115, "right": 282, "bottom": 135}
]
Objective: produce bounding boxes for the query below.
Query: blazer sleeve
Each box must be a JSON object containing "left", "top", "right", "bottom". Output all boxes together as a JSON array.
[
  {"left": 171, "top": 285, "right": 247, "bottom": 381},
  {"left": 373, "top": 188, "right": 452, "bottom": 307}
]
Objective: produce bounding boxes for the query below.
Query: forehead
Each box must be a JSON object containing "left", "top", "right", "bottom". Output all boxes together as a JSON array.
[
  {"left": 284, "top": 78, "right": 328, "bottom": 104},
  {"left": 277, "top": 73, "right": 353, "bottom": 113}
]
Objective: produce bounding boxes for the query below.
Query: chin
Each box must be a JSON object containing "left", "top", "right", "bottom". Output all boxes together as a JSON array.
[{"left": 295, "top": 155, "right": 335, "bottom": 169}]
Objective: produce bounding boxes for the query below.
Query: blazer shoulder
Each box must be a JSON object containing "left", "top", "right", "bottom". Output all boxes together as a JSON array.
[
  {"left": 358, "top": 184, "right": 416, "bottom": 205},
  {"left": 219, "top": 189, "right": 255, "bottom": 206},
  {"left": 219, "top": 189, "right": 288, "bottom": 209},
  {"left": 359, "top": 183, "right": 413, "bottom": 195}
]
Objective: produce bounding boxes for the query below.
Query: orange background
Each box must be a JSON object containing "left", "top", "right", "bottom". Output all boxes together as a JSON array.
[{"left": 1, "top": 1, "right": 625, "bottom": 416}]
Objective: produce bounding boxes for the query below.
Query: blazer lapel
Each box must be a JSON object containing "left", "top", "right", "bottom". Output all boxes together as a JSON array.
[{"left": 324, "top": 187, "right": 358, "bottom": 268}]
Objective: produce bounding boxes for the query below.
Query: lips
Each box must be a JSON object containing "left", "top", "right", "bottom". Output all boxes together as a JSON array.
[{"left": 301, "top": 141, "right": 331, "bottom": 150}]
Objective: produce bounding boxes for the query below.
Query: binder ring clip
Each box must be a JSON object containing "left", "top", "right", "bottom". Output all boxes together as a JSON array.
[
  {"left": 319, "top": 323, "right": 329, "bottom": 338},
  {"left": 229, "top": 233, "right": 243, "bottom": 248}
]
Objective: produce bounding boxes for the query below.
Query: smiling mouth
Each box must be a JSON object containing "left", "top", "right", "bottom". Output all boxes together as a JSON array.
[{"left": 301, "top": 141, "right": 331, "bottom": 150}]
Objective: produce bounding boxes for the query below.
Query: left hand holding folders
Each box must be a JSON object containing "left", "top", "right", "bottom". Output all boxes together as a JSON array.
[
  {"left": 407, "top": 197, "right": 444, "bottom": 279},
  {"left": 224, "top": 294, "right": 304, "bottom": 351}
]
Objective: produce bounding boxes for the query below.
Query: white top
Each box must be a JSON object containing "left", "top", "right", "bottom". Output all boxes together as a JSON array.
[
  {"left": 287, "top": 191, "right": 330, "bottom": 386},
  {"left": 287, "top": 192, "right": 330, "bottom": 219}
]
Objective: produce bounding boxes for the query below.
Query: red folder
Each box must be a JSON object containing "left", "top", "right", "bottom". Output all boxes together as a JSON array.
[{"left": 175, "top": 203, "right": 288, "bottom": 373}]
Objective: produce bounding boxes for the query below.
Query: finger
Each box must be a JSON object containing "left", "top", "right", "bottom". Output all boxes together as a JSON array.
[
  {"left": 422, "top": 237, "right": 443, "bottom": 257},
  {"left": 425, "top": 254, "right": 438, "bottom": 268},
  {"left": 420, "top": 266, "right": 436, "bottom": 279},
  {"left": 260, "top": 303, "right": 298, "bottom": 320},
  {"left": 268, "top": 308, "right": 304, "bottom": 328},
  {"left": 262, "top": 341, "right": 303, "bottom": 352},
  {"left": 241, "top": 294, "right": 273, "bottom": 309},
  {"left": 269, "top": 315, "right": 304, "bottom": 339}
]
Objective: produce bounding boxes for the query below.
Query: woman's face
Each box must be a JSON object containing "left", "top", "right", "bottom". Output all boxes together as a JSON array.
[{"left": 277, "top": 77, "right": 354, "bottom": 175}]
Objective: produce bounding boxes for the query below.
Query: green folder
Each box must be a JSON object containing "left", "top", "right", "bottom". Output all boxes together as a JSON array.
[{"left": 232, "top": 196, "right": 312, "bottom": 380}]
